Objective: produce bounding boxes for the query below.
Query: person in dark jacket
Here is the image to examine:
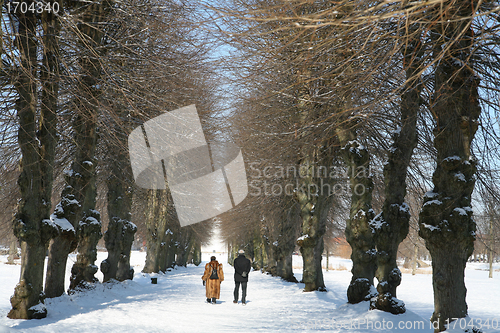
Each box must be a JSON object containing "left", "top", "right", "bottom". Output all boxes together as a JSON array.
[{"left": 233, "top": 249, "right": 251, "bottom": 304}]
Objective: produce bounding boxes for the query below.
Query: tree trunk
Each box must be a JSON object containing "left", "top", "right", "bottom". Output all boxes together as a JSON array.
[
  {"left": 143, "top": 190, "right": 169, "bottom": 273},
  {"left": 489, "top": 215, "right": 493, "bottom": 279},
  {"left": 45, "top": 177, "right": 83, "bottom": 297},
  {"left": 101, "top": 127, "right": 137, "bottom": 282},
  {"left": 325, "top": 246, "right": 329, "bottom": 271},
  {"left": 101, "top": 211, "right": 136, "bottom": 282},
  {"left": 164, "top": 229, "right": 177, "bottom": 270},
  {"left": 41, "top": 5, "right": 72, "bottom": 299},
  {"left": 337, "top": 126, "right": 377, "bottom": 304},
  {"left": 370, "top": 25, "right": 421, "bottom": 314},
  {"left": 275, "top": 206, "right": 299, "bottom": 282},
  {"left": 298, "top": 233, "right": 325, "bottom": 291},
  {"left": 159, "top": 196, "right": 176, "bottom": 272},
  {"left": 252, "top": 230, "right": 266, "bottom": 270},
  {"left": 260, "top": 224, "right": 276, "bottom": 275},
  {"left": 228, "top": 241, "right": 236, "bottom": 266},
  {"left": 412, "top": 245, "right": 418, "bottom": 276},
  {"left": 45, "top": 235, "right": 75, "bottom": 298},
  {"left": 295, "top": 156, "right": 332, "bottom": 292},
  {"left": 192, "top": 240, "right": 202, "bottom": 266},
  {"left": 39, "top": 3, "right": 60, "bottom": 224},
  {"left": 175, "top": 230, "right": 193, "bottom": 267},
  {"left": 7, "top": 236, "right": 17, "bottom": 264},
  {"left": 143, "top": 190, "right": 161, "bottom": 273},
  {"left": 68, "top": 106, "right": 102, "bottom": 291},
  {"left": 489, "top": 249, "right": 493, "bottom": 279},
  {"left": 70, "top": 209, "right": 102, "bottom": 290},
  {"left": 419, "top": 2, "right": 480, "bottom": 330},
  {"left": 9, "top": 8, "right": 58, "bottom": 320},
  {"left": 67, "top": 1, "right": 111, "bottom": 291}
]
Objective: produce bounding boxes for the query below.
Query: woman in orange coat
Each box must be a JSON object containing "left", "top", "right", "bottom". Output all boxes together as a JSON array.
[{"left": 202, "top": 256, "right": 224, "bottom": 304}]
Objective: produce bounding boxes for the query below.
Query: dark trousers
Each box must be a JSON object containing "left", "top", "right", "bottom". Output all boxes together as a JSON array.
[{"left": 234, "top": 281, "right": 247, "bottom": 302}]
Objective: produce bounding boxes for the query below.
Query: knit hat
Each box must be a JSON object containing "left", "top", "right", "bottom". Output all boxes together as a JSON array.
[{"left": 238, "top": 249, "right": 245, "bottom": 254}]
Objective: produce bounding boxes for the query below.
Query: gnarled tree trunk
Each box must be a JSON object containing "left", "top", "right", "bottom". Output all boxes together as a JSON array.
[
  {"left": 295, "top": 153, "right": 333, "bottom": 292},
  {"left": 419, "top": 2, "right": 480, "bottom": 331},
  {"left": 293, "top": 77, "right": 334, "bottom": 292},
  {"left": 9, "top": 8, "right": 58, "bottom": 319},
  {"left": 101, "top": 111, "right": 137, "bottom": 282},
  {"left": 41, "top": 5, "right": 72, "bottom": 299},
  {"left": 337, "top": 125, "right": 377, "bottom": 304},
  {"left": 69, "top": 1, "right": 112, "bottom": 291},
  {"left": 370, "top": 24, "right": 421, "bottom": 314}
]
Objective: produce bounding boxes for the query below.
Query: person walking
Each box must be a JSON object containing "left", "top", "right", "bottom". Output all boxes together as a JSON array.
[
  {"left": 202, "top": 256, "right": 224, "bottom": 304},
  {"left": 233, "top": 249, "right": 251, "bottom": 305}
]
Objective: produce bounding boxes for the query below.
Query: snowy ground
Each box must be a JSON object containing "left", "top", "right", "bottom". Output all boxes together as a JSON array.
[{"left": 0, "top": 252, "right": 499, "bottom": 332}]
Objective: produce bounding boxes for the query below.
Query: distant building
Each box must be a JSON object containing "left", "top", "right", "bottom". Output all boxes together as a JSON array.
[{"left": 329, "top": 237, "right": 351, "bottom": 259}]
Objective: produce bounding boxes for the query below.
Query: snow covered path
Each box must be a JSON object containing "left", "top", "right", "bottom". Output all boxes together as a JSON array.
[{"left": 0, "top": 252, "right": 499, "bottom": 332}]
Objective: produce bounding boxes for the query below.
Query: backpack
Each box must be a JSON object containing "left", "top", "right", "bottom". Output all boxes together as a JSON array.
[{"left": 209, "top": 265, "right": 219, "bottom": 279}]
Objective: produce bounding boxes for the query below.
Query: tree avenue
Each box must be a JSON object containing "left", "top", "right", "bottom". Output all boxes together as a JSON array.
[{"left": 0, "top": 0, "right": 499, "bottom": 330}]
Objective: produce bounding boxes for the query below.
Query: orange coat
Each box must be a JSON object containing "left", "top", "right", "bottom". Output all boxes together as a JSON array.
[{"left": 202, "top": 261, "right": 224, "bottom": 299}]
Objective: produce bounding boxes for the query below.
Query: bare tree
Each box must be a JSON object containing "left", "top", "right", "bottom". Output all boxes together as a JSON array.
[
  {"left": 7, "top": 5, "right": 59, "bottom": 319},
  {"left": 418, "top": 0, "right": 482, "bottom": 330},
  {"left": 370, "top": 10, "right": 423, "bottom": 313}
]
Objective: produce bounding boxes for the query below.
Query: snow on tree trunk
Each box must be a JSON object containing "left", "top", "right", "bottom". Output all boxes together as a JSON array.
[
  {"left": 370, "top": 25, "right": 421, "bottom": 314},
  {"left": 46, "top": 170, "right": 84, "bottom": 296},
  {"left": 9, "top": 9, "right": 58, "bottom": 319},
  {"left": 9, "top": 242, "right": 48, "bottom": 319},
  {"left": 337, "top": 126, "right": 377, "bottom": 304},
  {"left": 39, "top": 5, "right": 60, "bottom": 234},
  {"left": 101, "top": 128, "right": 136, "bottom": 282},
  {"left": 418, "top": 2, "right": 480, "bottom": 330},
  {"left": 68, "top": 2, "right": 112, "bottom": 291},
  {"left": 101, "top": 212, "right": 136, "bottom": 281},
  {"left": 70, "top": 210, "right": 102, "bottom": 290},
  {"left": 45, "top": 236, "right": 75, "bottom": 298},
  {"left": 41, "top": 6, "right": 65, "bottom": 298},
  {"left": 175, "top": 230, "right": 194, "bottom": 267},
  {"left": 164, "top": 230, "right": 177, "bottom": 271}
]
